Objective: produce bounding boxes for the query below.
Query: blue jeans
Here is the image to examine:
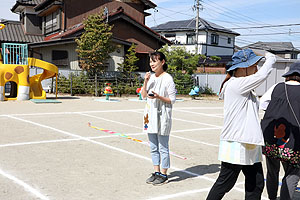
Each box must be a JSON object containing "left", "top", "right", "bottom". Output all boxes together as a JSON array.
[{"left": 148, "top": 133, "right": 170, "bottom": 169}]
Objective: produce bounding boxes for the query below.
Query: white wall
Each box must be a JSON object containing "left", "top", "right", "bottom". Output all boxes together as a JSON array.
[
  {"left": 108, "top": 45, "right": 125, "bottom": 71},
  {"left": 162, "top": 30, "right": 235, "bottom": 56},
  {"left": 34, "top": 42, "right": 125, "bottom": 71},
  {"left": 205, "top": 45, "right": 234, "bottom": 56},
  {"left": 194, "top": 59, "right": 296, "bottom": 95},
  {"left": 35, "top": 43, "right": 80, "bottom": 70}
]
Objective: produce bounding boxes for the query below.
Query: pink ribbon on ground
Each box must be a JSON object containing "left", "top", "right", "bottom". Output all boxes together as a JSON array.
[{"left": 88, "top": 122, "right": 187, "bottom": 160}]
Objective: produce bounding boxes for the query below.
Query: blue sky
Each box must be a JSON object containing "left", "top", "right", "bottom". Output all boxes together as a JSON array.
[
  {"left": 1, "top": 0, "right": 300, "bottom": 50},
  {"left": 146, "top": 0, "right": 300, "bottom": 50}
]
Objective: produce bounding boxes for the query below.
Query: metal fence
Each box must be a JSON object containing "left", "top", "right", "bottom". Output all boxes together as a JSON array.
[
  {"left": 55, "top": 70, "right": 145, "bottom": 96},
  {"left": 194, "top": 74, "right": 226, "bottom": 94},
  {"left": 33, "top": 69, "right": 215, "bottom": 96},
  {"left": 29, "top": 68, "right": 283, "bottom": 97},
  {"left": 2, "top": 43, "right": 28, "bottom": 65}
]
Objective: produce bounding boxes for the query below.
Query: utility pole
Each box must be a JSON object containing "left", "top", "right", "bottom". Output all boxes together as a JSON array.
[{"left": 195, "top": 0, "right": 200, "bottom": 54}]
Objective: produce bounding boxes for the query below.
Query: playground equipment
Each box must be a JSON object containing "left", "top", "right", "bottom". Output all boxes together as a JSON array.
[
  {"left": 0, "top": 42, "right": 58, "bottom": 101},
  {"left": 189, "top": 86, "right": 200, "bottom": 99},
  {"left": 103, "top": 83, "right": 114, "bottom": 100},
  {"left": 136, "top": 86, "right": 142, "bottom": 100},
  {"left": 0, "top": 24, "right": 5, "bottom": 30}
]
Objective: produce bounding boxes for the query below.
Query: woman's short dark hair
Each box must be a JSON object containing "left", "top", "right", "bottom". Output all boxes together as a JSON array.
[
  {"left": 149, "top": 51, "right": 168, "bottom": 71},
  {"left": 285, "top": 73, "right": 300, "bottom": 82}
]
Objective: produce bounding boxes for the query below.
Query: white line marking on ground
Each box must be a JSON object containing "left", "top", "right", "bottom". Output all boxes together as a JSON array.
[
  {"left": 174, "top": 107, "right": 223, "bottom": 110},
  {"left": 0, "top": 107, "right": 222, "bottom": 117},
  {"left": 78, "top": 113, "right": 141, "bottom": 129},
  {"left": 148, "top": 182, "right": 268, "bottom": 200},
  {"left": 0, "top": 127, "right": 221, "bottom": 148},
  {"left": 172, "top": 117, "right": 223, "bottom": 128},
  {"left": 0, "top": 168, "right": 50, "bottom": 200},
  {"left": 171, "top": 127, "right": 221, "bottom": 133},
  {"left": 5, "top": 115, "right": 150, "bottom": 161},
  {"left": 132, "top": 110, "right": 223, "bottom": 129},
  {"left": 0, "top": 133, "right": 146, "bottom": 148},
  {"left": 175, "top": 109, "right": 224, "bottom": 118},
  {"left": 147, "top": 187, "right": 211, "bottom": 200},
  {"left": 5, "top": 115, "right": 252, "bottom": 198},
  {"left": 171, "top": 135, "right": 219, "bottom": 147},
  {"left": 0, "top": 138, "right": 79, "bottom": 148},
  {"left": 86, "top": 109, "right": 222, "bottom": 146}
]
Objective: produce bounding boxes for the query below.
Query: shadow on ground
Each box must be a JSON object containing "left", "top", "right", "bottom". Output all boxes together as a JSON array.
[{"left": 168, "top": 164, "right": 220, "bottom": 183}]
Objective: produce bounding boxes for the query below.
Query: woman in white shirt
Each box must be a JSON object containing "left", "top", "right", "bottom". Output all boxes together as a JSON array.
[
  {"left": 141, "top": 51, "right": 176, "bottom": 186},
  {"left": 206, "top": 49, "right": 276, "bottom": 200}
]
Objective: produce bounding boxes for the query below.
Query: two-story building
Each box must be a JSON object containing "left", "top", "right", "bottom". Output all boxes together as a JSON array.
[
  {"left": 6, "top": 0, "right": 170, "bottom": 72},
  {"left": 152, "top": 18, "right": 240, "bottom": 57}
]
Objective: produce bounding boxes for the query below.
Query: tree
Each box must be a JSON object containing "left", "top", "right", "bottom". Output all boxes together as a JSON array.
[
  {"left": 118, "top": 43, "right": 139, "bottom": 74},
  {"left": 76, "top": 11, "right": 115, "bottom": 71},
  {"left": 118, "top": 43, "right": 140, "bottom": 87},
  {"left": 159, "top": 45, "right": 202, "bottom": 75}
]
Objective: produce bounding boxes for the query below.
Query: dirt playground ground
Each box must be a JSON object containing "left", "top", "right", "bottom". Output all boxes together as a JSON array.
[{"left": 0, "top": 95, "right": 299, "bottom": 200}]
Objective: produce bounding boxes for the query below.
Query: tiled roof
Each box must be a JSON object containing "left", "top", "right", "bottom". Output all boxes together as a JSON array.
[
  {"left": 244, "top": 42, "right": 300, "bottom": 52},
  {"left": 140, "top": 0, "right": 156, "bottom": 9},
  {"left": 46, "top": 8, "right": 170, "bottom": 45},
  {"left": 18, "top": 0, "right": 44, "bottom": 5},
  {"left": 152, "top": 18, "right": 240, "bottom": 36},
  {"left": 11, "top": 0, "right": 45, "bottom": 12},
  {"left": 0, "top": 20, "right": 44, "bottom": 43}
]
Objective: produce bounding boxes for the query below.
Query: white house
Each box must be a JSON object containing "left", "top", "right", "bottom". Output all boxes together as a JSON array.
[{"left": 152, "top": 18, "right": 240, "bottom": 57}]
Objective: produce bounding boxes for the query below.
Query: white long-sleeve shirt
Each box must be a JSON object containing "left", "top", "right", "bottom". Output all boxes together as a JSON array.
[
  {"left": 259, "top": 81, "right": 300, "bottom": 111},
  {"left": 220, "top": 52, "right": 276, "bottom": 145},
  {"left": 143, "top": 73, "right": 176, "bottom": 135}
]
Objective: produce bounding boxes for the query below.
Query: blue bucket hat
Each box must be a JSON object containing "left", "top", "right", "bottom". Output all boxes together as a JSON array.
[
  {"left": 227, "top": 49, "right": 263, "bottom": 72},
  {"left": 282, "top": 62, "right": 300, "bottom": 77}
]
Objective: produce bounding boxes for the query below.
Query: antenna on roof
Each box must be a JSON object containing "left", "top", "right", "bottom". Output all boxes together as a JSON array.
[{"left": 104, "top": 7, "right": 109, "bottom": 23}]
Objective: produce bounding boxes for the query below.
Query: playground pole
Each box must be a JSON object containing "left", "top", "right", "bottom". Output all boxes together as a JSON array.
[{"left": 56, "top": 74, "right": 58, "bottom": 99}]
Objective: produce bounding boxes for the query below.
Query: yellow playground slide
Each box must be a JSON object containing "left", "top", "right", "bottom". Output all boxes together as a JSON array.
[{"left": 28, "top": 58, "right": 58, "bottom": 99}]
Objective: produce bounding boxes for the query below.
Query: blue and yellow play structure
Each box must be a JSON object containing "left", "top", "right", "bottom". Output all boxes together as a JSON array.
[{"left": 0, "top": 24, "right": 58, "bottom": 101}]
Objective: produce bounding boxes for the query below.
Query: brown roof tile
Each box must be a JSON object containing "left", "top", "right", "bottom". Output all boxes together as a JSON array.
[{"left": 0, "top": 20, "right": 44, "bottom": 43}]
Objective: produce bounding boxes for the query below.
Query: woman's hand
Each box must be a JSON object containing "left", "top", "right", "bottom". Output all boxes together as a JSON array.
[
  {"left": 148, "top": 91, "right": 159, "bottom": 99},
  {"left": 144, "top": 72, "right": 151, "bottom": 83}
]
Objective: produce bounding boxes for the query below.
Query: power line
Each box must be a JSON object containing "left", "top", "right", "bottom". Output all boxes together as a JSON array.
[
  {"left": 201, "top": 1, "right": 300, "bottom": 42},
  {"left": 156, "top": 6, "right": 194, "bottom": 18},
  {"left": 146, "top": 7, "right": 194, "bottom": 25},
  {"left": 230, "top": 23, "right": 300, "bottom": 30},
  {"left": 146, "top": 2, "right": 300, "bottom": 49},
  {"left": 202, "top": 0, "right": 294, "bottom": 38},
  {"left": 242, "top": 31, "right": 300, "bottom": 36}
]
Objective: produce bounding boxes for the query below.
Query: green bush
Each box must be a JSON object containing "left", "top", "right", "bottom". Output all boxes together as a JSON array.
[
  {"left": 57, "top": 75, "right": 71, "bottom": 93},
  {"left": 201, "top": 85, "right": 215, "bottom": 95},
  {"left": 171, "top": 72, "right": 194, "bottom": 95}
]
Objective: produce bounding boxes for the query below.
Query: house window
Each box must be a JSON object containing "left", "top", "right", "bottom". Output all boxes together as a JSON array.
[
  {"left": 52, "top": 50, "right": 69, "bottom": 67},
  {"left": 291, "top": 54, "right": 297, "bottom": 59},
  {"left": 228, "top": 37, "right": 231, "bottom": 44},
  {"left": 186, "top": 33, "right": 196, "bottom": 45},
  {"left": 165, "top": 33, "right": 176, "bottom": 38},
  {"left": 164, "top": 33, "right": 179, "bottom": 44},
  {"left": 44, "top": 10, "right": 60, "bottom": 34},
  {"left": 211, "top": 34, "right": 219, "bottom": 45}
]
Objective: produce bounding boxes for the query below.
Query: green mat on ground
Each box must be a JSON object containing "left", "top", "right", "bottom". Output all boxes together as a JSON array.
[{"left": 30, "top": 99, "right": 62, "bottom": 104}]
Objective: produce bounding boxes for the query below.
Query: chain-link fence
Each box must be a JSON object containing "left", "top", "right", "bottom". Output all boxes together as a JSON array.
[
  {"left": 54, "top": 70, "right": 145, "bottom": 96},
  {"left": 50, "top": 70, "right": 197, "bottom": 96}
]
